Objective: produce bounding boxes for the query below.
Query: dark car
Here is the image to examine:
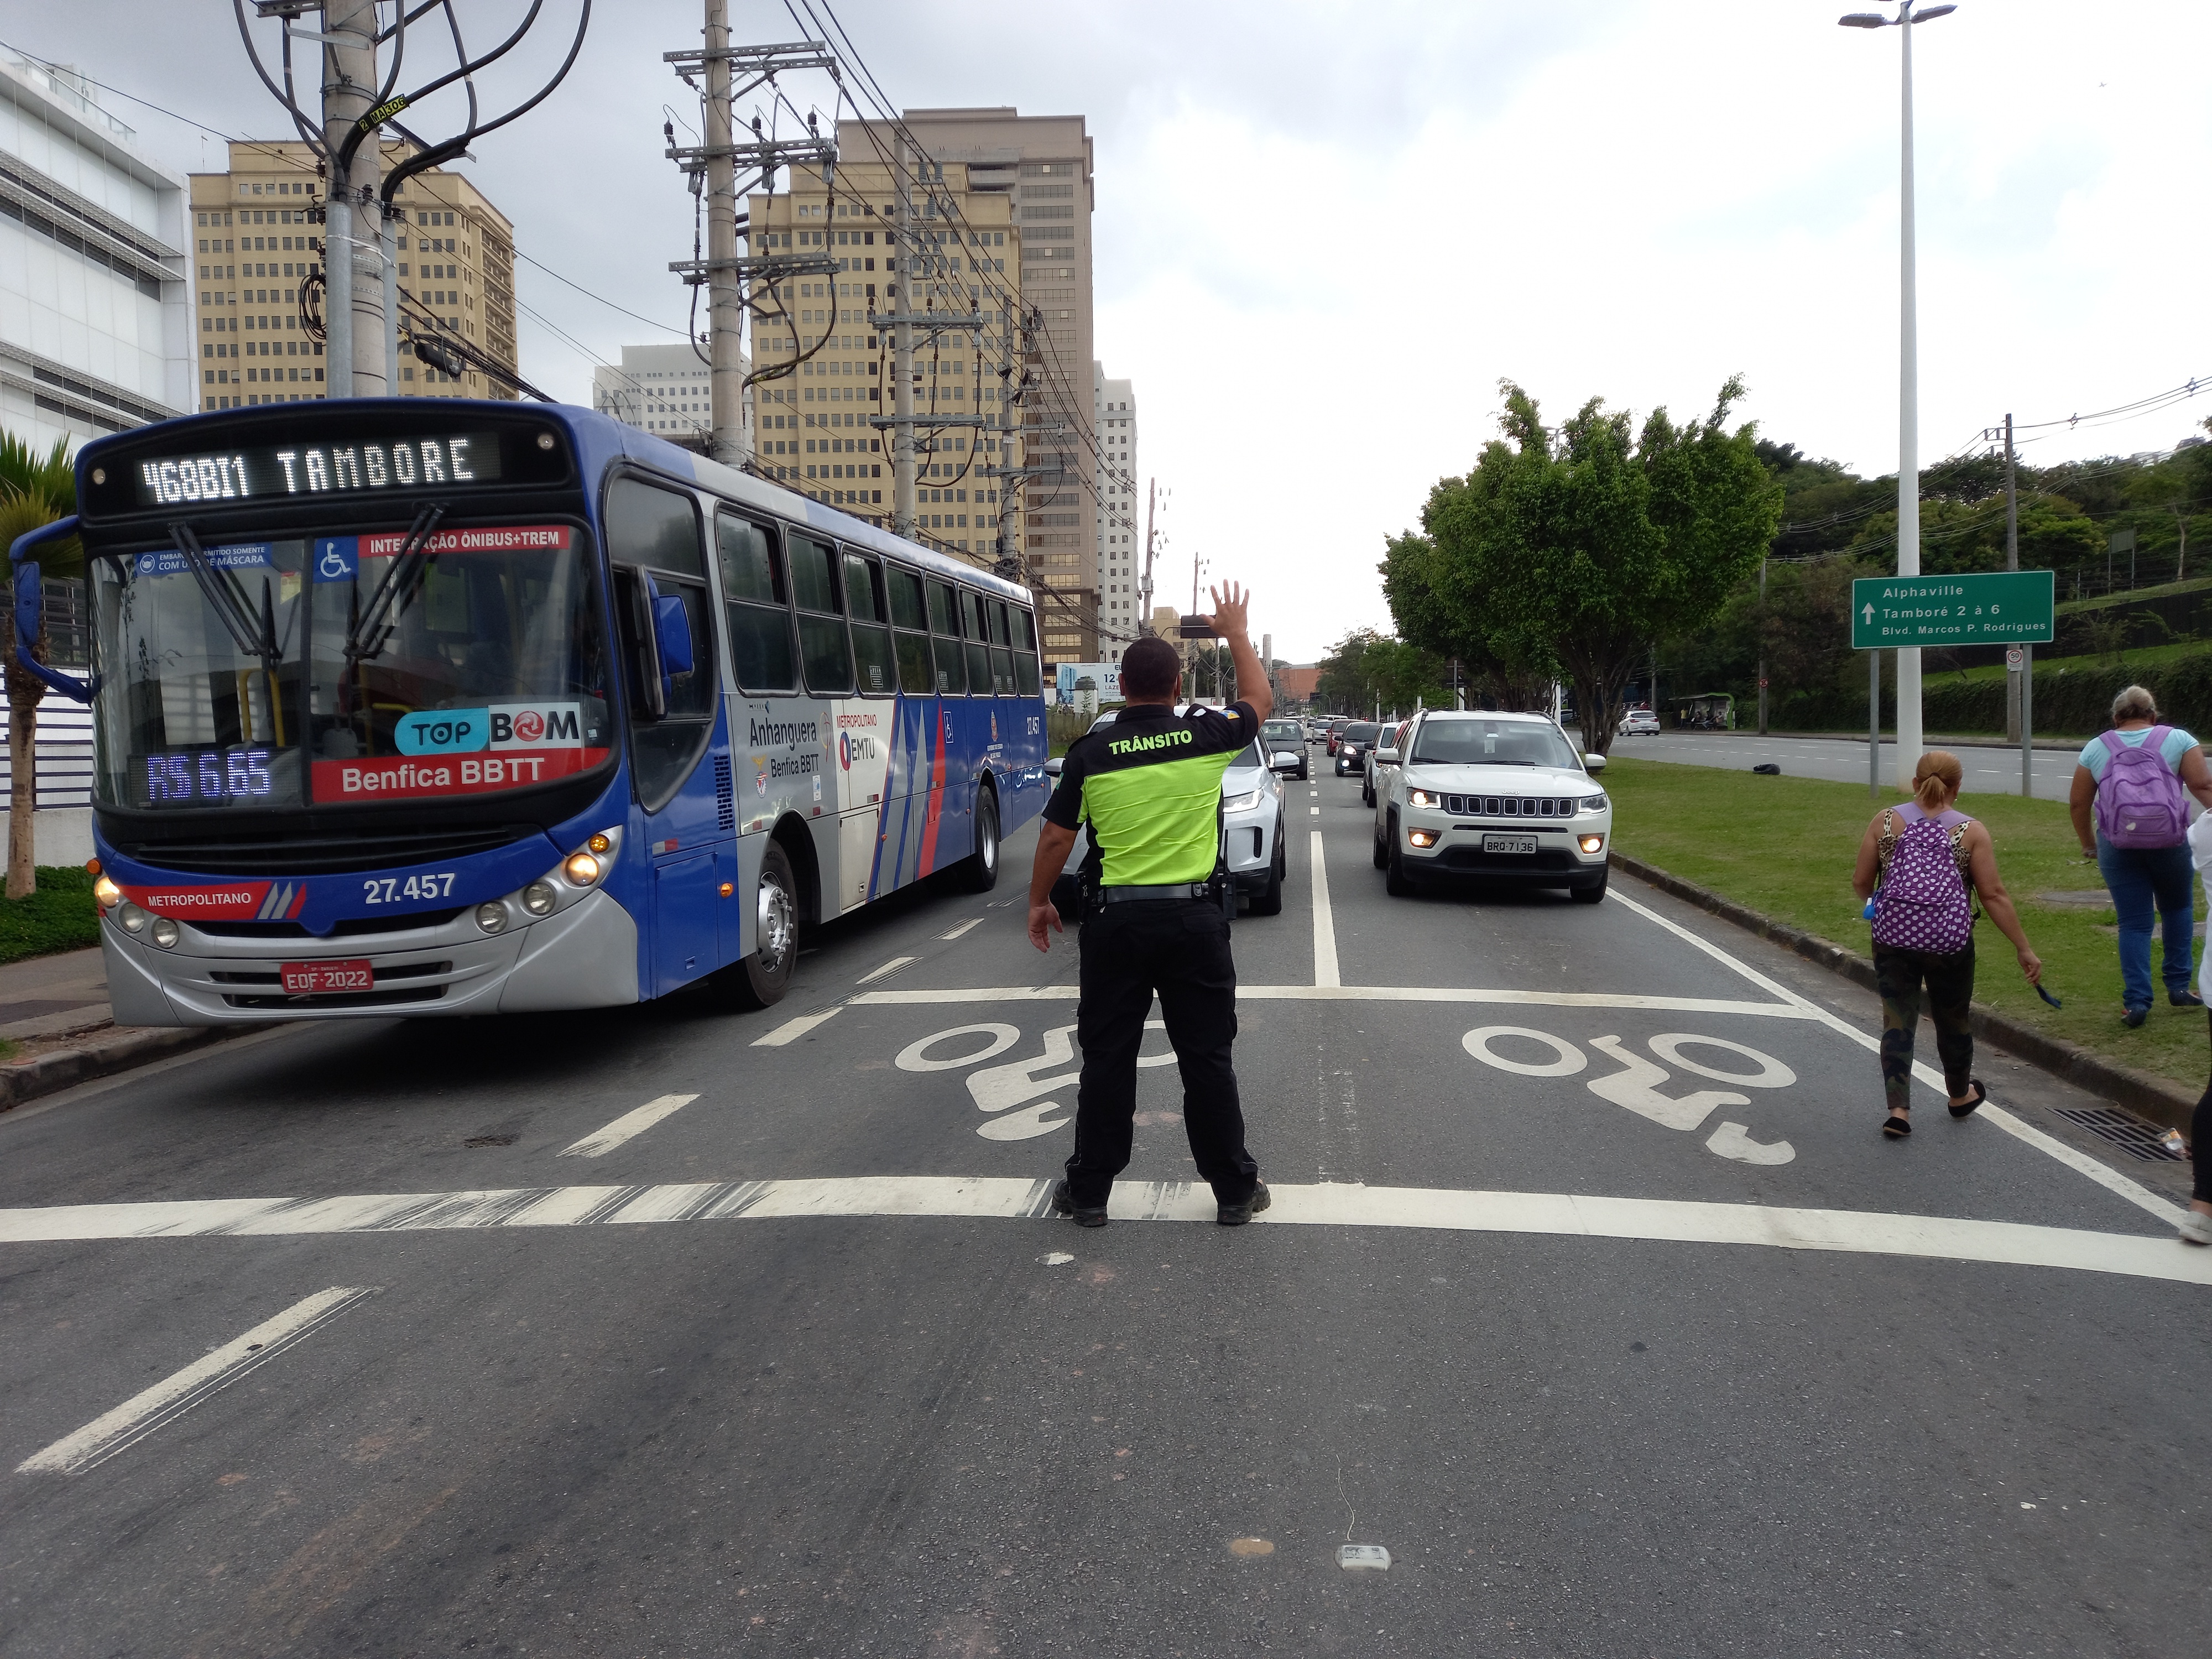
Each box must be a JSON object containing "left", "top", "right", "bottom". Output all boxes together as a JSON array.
[
  {"left": 1261, "top": 717, "right": 1310, "bottom": 781},
  {"left": 1334, "top": 721, "right": 1381, "bottom": 778}
]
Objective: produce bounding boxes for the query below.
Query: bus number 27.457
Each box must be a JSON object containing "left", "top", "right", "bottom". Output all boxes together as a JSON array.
[{"left": 363, "top": 872, "right": 457, "bottom": 904}]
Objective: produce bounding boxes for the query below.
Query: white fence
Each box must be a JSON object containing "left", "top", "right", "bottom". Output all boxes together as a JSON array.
[{"left": 0, "top": 701, "right": 95, "bottom": 808}]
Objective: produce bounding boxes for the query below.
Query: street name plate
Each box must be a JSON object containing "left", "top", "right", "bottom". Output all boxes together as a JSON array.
[{"left": 1851, "top": 571, "right": 2055, "bottom": 649}]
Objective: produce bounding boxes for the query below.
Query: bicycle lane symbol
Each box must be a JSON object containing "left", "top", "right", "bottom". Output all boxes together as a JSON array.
[{"left": 893, "top": 1021, "right": 1178, "bottom": 1141}]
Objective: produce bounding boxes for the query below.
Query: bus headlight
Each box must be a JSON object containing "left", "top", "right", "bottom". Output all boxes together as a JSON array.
[
  {"left": 563, "top": 852, "right": 602, "bottom": 888},
  {"left": 93, "top": 875, "right": 122, "bottom": 909},
  {"left": 475, "top": 901, "right": 510, "bottom": 934},
  {"left": 118, "top": 902, "right": 149, "bottom": 933},
  {"left": 150, "top": 917, "right": 180, "bottom": 949},
  {"left": 521, "top": 880, "right": 557, "bottom": 917}
]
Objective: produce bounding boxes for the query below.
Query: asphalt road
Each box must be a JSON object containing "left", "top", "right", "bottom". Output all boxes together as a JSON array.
[
  {"left": 1624, "top": 731, "right": 2083, "bottom": 803},
  {"left": 2, "top": 759, "right": 2208, "bottom": 1657}
]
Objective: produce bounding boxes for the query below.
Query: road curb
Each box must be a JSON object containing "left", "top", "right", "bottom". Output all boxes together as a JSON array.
[
  {"left": 0, "top": 1024, "right": 270, "bottom": 1113},
  {"left": 1608, "top": 850, "right": 2200, "bottom": 1133}
]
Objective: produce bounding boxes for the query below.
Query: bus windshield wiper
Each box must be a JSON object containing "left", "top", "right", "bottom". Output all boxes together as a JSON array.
[
  {"left": 168, "top": 519, "right": 286, "bottom": 677},
  {"left": 344, "top": 502, "right": 447, "bottom": 664}
]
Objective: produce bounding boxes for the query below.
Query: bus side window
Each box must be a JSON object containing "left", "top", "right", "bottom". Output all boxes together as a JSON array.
[
  {"left": 926, "top": 578, "right": 967, "bottom": 696},
  {"left": 987, "top": 599, "right": 1015, "bottom": 696},
  {"left": 717, "top": 514, "right": 796, "bottom": 693},
  {"left": 960, "top": 589, "right": 992, "bottom": 698},
  {"left": 886, "top": 565, "right": 933, "bottom": 695},
  {"left": 843, "top": 551, "right": 896, "bottom": 696},
  {"left": 788, "top": 533, "right": 853, "bottom": 695},
  {"left": 1012, "top": 606, "right": 1041, "bottom": 697}
]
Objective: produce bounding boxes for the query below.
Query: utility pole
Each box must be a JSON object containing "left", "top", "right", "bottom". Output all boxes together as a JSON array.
[
  {"left": 1756, "top": 556, "right": 1769, "bottom": 735},
  {"left": 1999, "top": 412, "right": 2022, "bottom": 745},
  {"left": 892, "top": 137, "right": 916, "bottom": 538},
  {"left": 1137, "top": 478, "right": 1158, "bottom": 633},
  {"left": 320, "top": 0, "right": 386, "bottom": 396}
]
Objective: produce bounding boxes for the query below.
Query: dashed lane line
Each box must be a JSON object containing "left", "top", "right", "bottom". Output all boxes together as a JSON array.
[
  {"left": 1608, "top": 888, "right": 2186, "bottom": 1225},
  {"left": 15, "top": 1286, "right": 375, "bottom": 1475},
  {"left": 1310, "top": 831, "right": 1341, "bottom": 988},
  {"left": 0, "top": 1181, "right": 2200, "bottom": 1288},
  {"left": 940, "top": 918, "right": 985, "bottom": 941},
  {"left": 858, "top": 956, "right": 918, "bottom": 984},
  {"left": 557, "top": 1093, "right": 701, "bottom": 1159},
  {"left": 751, "top": 1009, "right": 843, "bottom": 1047}
]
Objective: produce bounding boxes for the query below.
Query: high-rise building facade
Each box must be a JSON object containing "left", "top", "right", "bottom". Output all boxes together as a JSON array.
[
  {"left": 834, "top": 108, "right": 1097, "bottom": 664},
  {"left": 592, "top": 341, "right": 752, "bottom": 451},
  {"left": 186, "top": 138, "right": 517, "bottom": 410},
  {"left": 0, "top": 54, "right": 191, "bottom": 451},
  {"left": 1094, "top": 362, "right": 1139, "bottom": 662}
]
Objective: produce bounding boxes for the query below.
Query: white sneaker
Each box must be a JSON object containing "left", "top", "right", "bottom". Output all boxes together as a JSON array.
[{"left": 2179, "top": 1208, "right": 2212, "bottom": 1247}]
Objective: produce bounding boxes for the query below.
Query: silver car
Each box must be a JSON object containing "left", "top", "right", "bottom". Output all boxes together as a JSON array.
[
  {"left": 1371, "top": 711, "right": 1613, "bottom": 902},
  {"left": 1046, "top": 707, "right": 1298, "bottom": 915}
]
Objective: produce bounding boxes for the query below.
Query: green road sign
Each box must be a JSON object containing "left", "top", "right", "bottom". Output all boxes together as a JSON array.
[{"left": 1851, "top": 571, "right": 2056, "bottom": 649}]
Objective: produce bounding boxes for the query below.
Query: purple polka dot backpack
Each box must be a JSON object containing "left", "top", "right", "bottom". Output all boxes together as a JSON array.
[{"left": 1871, "top": 803, "right": 1974, "bottom": 954}]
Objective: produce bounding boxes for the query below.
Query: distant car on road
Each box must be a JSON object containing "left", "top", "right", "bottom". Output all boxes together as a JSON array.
[
  {"left": 1327, "top": 717, "right": 1353, "bottom": 755},
  {"left": 1262, "top": 717, "right": 1310, "bottom": 780},
  {"left": 1373, "top": 711, "right": 1613, "bottom": 903},
  {"left": 1334, "top": 721, "right": 1381, "bottom": 780},
  {"left": 1046, "top": 707, "right": 1301, "bottom": 915},
  {"left": 1618, "top": 708, "right": 1661, "bottom": 737},
  {"left": 1364, "top": 718, "right": 1411, "bottom": 808}
]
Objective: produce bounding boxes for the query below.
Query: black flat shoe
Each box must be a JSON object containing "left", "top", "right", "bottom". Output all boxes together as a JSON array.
[
  {"left": 2172, "top": 989, "right": 2204, "bottom": 1009},
  {"left": 1051, "top": 1178, "right": 1108, "bottom": 1228},
  {"left": 1948, "top": 1079, "right": 1989, "bottom": 1119},
  {"left": 1217, "top": 1180, "right": 1272, "bottom": 1227},
  {"left": 2123, "top": 1007, "right": 2150, "bottom": 1029},
  {"left": 1882, "top": 1113, "right": 1912, "bottom": 1139}
]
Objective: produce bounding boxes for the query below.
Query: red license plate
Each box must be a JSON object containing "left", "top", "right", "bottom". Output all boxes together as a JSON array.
[{"left": 280, "top": 959, "right": 374, "bottom": 995}]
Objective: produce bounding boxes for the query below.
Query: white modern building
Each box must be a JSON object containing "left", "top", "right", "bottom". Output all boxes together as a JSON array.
[
  {"left": 0, "top": 54, "right": 191, "bottom": 453},
  {"left": 1093, "top": 361, "right": 1138, "bottom": 662},
  {"left": 592, "top": 341, "right": 751, "bottom": 456}
]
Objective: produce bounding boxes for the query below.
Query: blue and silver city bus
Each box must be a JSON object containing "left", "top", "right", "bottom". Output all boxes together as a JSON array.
[{"left": 13, "top": 401, "right": 1048, "bottom": 1022}]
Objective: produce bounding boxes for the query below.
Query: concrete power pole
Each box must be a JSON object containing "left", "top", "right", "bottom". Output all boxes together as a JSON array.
[
  {"left": 1138, "top": 478, "right": 1157, "bottom": 633},
  {"left": 701, "top": 0, "right": 744, "bottom": 467},
  {"left": 891, "top": 137, "right": 916, "bottom": 540},
  {"left": 321, "top": 0, "right": 387, "bottom": 396}
]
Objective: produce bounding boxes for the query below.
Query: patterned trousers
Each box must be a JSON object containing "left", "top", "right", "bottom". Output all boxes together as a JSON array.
[{"left": 1874, "top": 940, "right": 1976, "bottom": 1113}]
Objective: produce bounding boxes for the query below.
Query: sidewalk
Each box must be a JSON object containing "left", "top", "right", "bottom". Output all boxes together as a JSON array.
[{"left": 0, "top": 943, "right": 267, "bottom": 1110}]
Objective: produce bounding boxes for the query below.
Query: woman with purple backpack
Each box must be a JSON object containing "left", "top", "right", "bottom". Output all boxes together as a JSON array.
[
  {"left": 2067, "top": 686, "right": 2212, "bottom": 1027},
  {"left": 1853, "top": 750, "right": 2043, "bottom": 1139}
]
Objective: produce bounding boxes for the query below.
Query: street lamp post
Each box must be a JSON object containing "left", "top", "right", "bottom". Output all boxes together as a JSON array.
[{"left": 1841, "top": 2, "right": 1955, "bottom": 791}]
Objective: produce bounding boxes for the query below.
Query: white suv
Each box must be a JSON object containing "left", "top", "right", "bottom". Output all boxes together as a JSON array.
[{"left": 1371, "top": 712, "right": 1613, "bottom": 902}]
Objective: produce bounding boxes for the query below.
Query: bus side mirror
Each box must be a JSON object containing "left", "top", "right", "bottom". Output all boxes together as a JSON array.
[
  {"left": 6, "top": 518, "right": 97, "bottom": 703},
  {"left": 652, "top": 591, "right": 693, "bottom": 686},
  {"left": 13, "top": 560, "right": 39, "bottom": 658}
]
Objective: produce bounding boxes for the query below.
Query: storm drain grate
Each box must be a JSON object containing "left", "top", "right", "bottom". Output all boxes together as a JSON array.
[{"left": 2053, "top": 1107, "right": 2184, "bottom": 1162}]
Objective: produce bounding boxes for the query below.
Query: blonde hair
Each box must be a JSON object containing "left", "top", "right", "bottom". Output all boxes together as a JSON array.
[
  {"left": 1912, "top": 749, "right": 1963, "bottom": 813},
  {"left": 2112, "top": 685, "right": 2158, "bottom": 723}
]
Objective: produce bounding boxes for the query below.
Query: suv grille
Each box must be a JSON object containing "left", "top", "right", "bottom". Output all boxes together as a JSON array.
[
  {"left": 1444, "top": 796, "right": 1571, "bottom": 818},
  {"left": 107, "top": 825, "right": 540, "bottom": 875}
]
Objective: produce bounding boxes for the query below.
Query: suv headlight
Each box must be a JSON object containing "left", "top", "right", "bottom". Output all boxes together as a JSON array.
[
  {"left": 1222, "top": 788, "right": 1264, "bottom": 813},
  {"left": 1408, "top": 788, "right": 1441, "bottom": 809},
  {"left": 1578, "top": 793, "right": 1609, "bottom": 813}
]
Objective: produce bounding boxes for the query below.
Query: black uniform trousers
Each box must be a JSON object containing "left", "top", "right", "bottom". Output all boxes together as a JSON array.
[{"left": 1064, "top": 897, "right": 1260, "bottom": 1209}]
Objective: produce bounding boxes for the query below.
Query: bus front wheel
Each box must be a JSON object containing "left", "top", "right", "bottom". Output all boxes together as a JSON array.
[{"left": 729, "top": 842, "right": 799, "bottom": 1009}]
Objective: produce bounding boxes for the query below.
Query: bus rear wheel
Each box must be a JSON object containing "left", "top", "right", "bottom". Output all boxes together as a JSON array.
[
  {"left": 728, "top": 842, "right": 799, "bottom": 1009},
  {"left": 959, "top": 785, "right": 1001, "bottom": 893}
]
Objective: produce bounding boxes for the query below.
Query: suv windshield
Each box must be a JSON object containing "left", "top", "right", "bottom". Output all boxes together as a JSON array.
[
  {"left": 1261, "top": 719, "right": 1302, "bottom": 744},
  {"left": 92, "top": 522, "right": 612, "bottom": 812},
  {"left": 1411, "top": 717, "right": 1583, "bottom": 769}
]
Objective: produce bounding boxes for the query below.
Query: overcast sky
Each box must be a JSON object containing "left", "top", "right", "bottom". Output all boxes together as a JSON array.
[{"left": 13, "top": 2, "right": 2209, "bottom": 661}]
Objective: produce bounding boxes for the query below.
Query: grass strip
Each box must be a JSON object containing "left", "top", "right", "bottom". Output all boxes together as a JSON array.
[
  {"left": 0, "top": 865, "right": 102, "bottom": 967},
  {"left": 1601, "top": 756, "right": 2210, "bottom": 1093}
]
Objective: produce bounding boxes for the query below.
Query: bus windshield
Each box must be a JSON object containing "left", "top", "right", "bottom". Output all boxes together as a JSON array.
[{"left": 92, "top": 521, "right": 613, "bottom": 812}]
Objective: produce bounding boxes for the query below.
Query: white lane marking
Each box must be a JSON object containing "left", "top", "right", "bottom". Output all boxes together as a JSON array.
[
  {"left": 15, "top": 1287, "right": 374, "bottom": 1475},
  {"left": 1310, "top": 790, "right": 1318, "bottom": 798},
  {"left": 752, "top": 1008, "right": 842, "bottom": 1046},
  {"left": 940, "top": 917, "right": 985, "bottom": 940},
  {"left": 1608, "top": 888, "right": 2187, "bottom": 1224},
  {"left": 1310, "top": 806, "right": 1321, "bottom": 816},
  {"left": 0, "top": 1182, "right": 2200, "bottom": 1287},
  {"left": 858, "top": 956, "right": 917, "bottom": 983},
  {"left": 558, "top": 1093, "right": 701, "bottom": 1160},
  {"left": 853, "top": 984, "right": 1813, "bottom": 1016},
  {"left": 1311, "top": 831, "right": 1341, "bottom": 988}
]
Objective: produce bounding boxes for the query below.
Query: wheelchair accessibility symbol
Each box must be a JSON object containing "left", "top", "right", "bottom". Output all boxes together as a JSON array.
[{"left": 314, "top": 539, "right": 359, "bottom": 583}]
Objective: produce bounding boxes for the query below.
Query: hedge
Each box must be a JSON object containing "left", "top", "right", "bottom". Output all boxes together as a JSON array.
[{"left": 1768, "top": 648, "right": 2212, "bottom": 738}]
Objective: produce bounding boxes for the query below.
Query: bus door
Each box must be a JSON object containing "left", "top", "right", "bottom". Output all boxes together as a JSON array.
[
  {"left": 786, "top": 531, "right": 862, "bottom": 910},
  {"left": 837, "top": 548, "right": 901, "bottom": 904},
  {"left": 606, "top": 477, "right": 726, "bottom": 993},
  {"left": 715, "top": 509, "right": 800, "bottom": 958},
  {"left": 879, "top": 564, "right": 938, "bottom": 893}
]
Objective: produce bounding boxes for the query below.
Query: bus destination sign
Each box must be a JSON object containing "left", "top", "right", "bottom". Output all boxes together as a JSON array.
[{"left": 132, "top": 432, "right": 503, "bottom": 508}]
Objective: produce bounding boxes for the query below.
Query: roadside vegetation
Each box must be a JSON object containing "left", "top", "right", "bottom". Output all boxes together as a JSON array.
[
  {"left": 1601, "top": 756, "right": 2210, "bottom": 1093},
  {"left": 0, "top": 865, "right": 101, "bottom": 967}
]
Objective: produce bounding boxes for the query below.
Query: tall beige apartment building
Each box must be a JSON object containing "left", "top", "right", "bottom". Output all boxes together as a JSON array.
[
  {"left": 187, "top": 139, "right": 517, "bottom": 409},
  {"left": 828, "top": 108, "right": 1098, "bottom": 665}
]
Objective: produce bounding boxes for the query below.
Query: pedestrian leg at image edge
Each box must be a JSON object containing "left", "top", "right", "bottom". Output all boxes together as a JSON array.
[
  {"left": 1874, "top": 941, "right": 1980, "bottom": 1138},
  {"left": 2185, "top": 1008, "right": 2212, "bottom": 1246}
]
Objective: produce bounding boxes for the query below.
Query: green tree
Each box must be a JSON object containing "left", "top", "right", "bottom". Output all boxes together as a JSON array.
[
  {"left": 1417, "top": 378, "right": 1780, "bottom": 754},
  {"left": 0, "top": 436, "right": 77, "bottom": 900},
  {"left": 1380, "top": 526, "right": 1554, "bottom": 709}
]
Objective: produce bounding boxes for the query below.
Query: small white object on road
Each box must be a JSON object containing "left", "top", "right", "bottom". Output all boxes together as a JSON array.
[
  {"left": 559, "top": 1093, "right": 701, "bottom": 1159},
  {"left": 1339, "top": 1544, "right": 1391, "bottom": 1571},
  {"left": 17, "top": 1286, "right": 374, "bottom": 1474},
  {"left": 1039, "top": 1251, "right": 1074, "bottom": 1265},
  {"left": 940, "top": 917, "right": 985, "bottom": 940}
]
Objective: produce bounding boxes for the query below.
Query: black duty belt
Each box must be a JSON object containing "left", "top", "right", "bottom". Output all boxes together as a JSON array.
[{"left": 1098, "top": 883, "right": 1212, "bottom": 905}]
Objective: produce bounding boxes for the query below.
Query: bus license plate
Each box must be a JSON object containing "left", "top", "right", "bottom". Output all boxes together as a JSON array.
[
  {"left": 281, "top": 959, "right": 373, "bottom": 995},
  {"left": 1481, "top": 834, "right": 1538, "bottom": 856}
]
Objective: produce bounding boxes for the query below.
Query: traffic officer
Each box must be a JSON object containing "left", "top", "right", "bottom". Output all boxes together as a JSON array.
[{"left": 1026, "top": 582, "right": 1272, "bottom": 1228}]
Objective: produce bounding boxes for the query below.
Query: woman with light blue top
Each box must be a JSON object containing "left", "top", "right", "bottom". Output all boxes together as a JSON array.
[{"left": 2068, "top": 685, "right": 2212, "bottom": 1026}]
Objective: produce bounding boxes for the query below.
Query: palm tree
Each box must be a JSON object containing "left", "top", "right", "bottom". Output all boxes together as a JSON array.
[{"left": 0, "top": 432, "right": 79, "bottom": 899}]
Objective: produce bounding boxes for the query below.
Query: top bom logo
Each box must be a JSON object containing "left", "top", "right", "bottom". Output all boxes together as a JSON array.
[{"left": 513, "top": 710, "right": 545, "bottom": 743}]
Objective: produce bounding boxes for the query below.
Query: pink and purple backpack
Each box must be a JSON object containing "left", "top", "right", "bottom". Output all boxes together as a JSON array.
[
  {"left": 2094, "top": 726, "right": 2190, "bottom": 849},
  {"left": 1871, "top": 803, "right": 1974, "bottom": 954}
]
